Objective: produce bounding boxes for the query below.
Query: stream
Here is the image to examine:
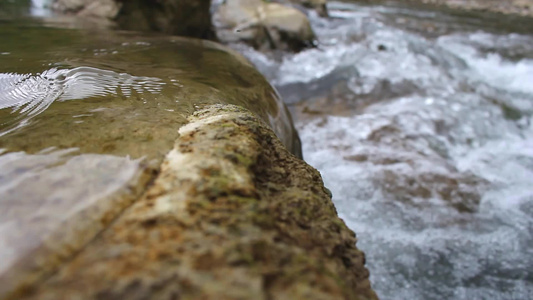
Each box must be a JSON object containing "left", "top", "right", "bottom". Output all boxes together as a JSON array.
[
  {"left": 2, "top": 0, "right": 533, "bottom": 299},
  {"left": 238, "top": 1, "right": 533, "bottom": 299}
]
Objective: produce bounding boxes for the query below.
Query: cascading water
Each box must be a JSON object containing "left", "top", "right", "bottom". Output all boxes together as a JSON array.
[{"left": 239, "top": 1, "right": 533, "bottom": 299}]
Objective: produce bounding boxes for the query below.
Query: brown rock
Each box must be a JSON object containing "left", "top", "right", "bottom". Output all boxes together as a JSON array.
[{"left": 12, "top": 105, "right": 377, "bottom": 300}]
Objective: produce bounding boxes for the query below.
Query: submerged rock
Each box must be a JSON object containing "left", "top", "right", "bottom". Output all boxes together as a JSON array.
[
  {"left": 9, "top": 105, "right": 377, "bottom": 300},
  {"left": 213, "top": 0, "right": 316, "bottom": 52},
  {"left": 0, "top": 21, "right": 309, "bottom": 298}
]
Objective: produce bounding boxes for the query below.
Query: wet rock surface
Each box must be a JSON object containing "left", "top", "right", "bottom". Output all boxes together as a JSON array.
[
  {"left": 0, "top": 152, "right": 155, "bottom": 299},
  {"left": 0, "top": 20, "right": 308, "bottom": 299},
  {"left": 13, "top": 105, "right": 377, "bottom": 300}
]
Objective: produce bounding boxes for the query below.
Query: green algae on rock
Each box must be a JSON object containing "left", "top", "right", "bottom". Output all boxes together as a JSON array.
[
  {"left": 0, "top": 20, "right": 301, "bottom": 160},
  {"left": 0, "top": 20, "right": 302, "bottom": 299},
  {"left": 14, "top": 105, "right": 378, "bottom": 300}
]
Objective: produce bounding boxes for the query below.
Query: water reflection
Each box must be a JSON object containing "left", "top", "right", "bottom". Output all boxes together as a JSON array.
[
  {"left": 0, "top": 20, "right": 297, "bottom": 159},
  {"left": 0, "top": 67, "right": 165, "bottom": 136}
]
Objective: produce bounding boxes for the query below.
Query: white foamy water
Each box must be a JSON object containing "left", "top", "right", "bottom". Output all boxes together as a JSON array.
[
  {"left": 240, "top": 2, "right": 533, "bottom": 299},
  {"left": 30, "top": 0, "right": 52, "bottom": 17}
]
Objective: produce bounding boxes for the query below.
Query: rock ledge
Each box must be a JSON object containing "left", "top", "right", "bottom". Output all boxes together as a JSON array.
[{"left": 14, "top": 105, "right": 377, "bottom": 300}]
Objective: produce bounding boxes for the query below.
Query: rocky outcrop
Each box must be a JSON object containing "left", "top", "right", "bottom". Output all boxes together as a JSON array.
[
  {"left": 8, "top": 105, "right": 377, "bottom": 300},
  {"left": 51, "top": 0, "right": 214, "bottom": 38},
  {"left": 1, "top": 13, "right": 376, "bottom": 300},
  {"left": 213, "top": 0, "right": 316, "bottom": 52},
  {"left": 1, "top": 21, "right": 365, "bottom": 298}
]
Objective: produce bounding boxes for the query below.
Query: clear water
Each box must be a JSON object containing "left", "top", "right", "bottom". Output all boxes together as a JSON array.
[
  {"left": 0, "top": 20, "right": 296, "bottom": 158},
  {"left": 239, "top": 1, "right": 533, "bottom": 299}
]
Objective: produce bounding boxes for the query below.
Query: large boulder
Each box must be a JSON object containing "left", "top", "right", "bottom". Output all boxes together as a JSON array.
[
  {"left": 0, "top": 22, "right": 377, "bottom": 299},
  {"left": 8, "top": 105, "right": 377, "bottom": 300},
  {"left": 213, "top": 0, "right": 316, "bottom": 52},
  {"left": 51, "top": 0, "right": 214, "bottom": 38}
]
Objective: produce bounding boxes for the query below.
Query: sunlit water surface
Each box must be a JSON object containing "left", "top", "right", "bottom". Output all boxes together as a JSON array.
[{"left": 238, "top": 1, "right": 533, "bottom": 299}]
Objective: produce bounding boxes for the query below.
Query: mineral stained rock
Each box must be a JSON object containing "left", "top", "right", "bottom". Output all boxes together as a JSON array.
[
  {"left": 0, "top": 23, "right": 306, "bottom": 298},
  {"left": 14, "top": 105, "right": 378, "bottom": 300}
]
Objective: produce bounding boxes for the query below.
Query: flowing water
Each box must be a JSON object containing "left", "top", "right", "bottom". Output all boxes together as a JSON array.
[
  {"left": 235, "top": 1, "right": 533, "bottom": 299},
  {"left": 2, "top": 0, "right": 533, "bottom": 299}
]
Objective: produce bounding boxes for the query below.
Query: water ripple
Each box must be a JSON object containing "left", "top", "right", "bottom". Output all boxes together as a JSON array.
[{"left": 0, "top": 67, "right": 165, "bottom": 136}]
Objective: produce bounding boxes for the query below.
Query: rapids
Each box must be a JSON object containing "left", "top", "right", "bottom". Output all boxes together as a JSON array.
[
  {"left": 1, "top": 0, "right": 532, "bottom": 299},
  {"left": 238, "top": 1, "right": 533, "bottom": 299}
]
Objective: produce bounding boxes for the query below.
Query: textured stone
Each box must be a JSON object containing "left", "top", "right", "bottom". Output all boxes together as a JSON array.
[
  {"left": 13, "top": 105, "right": 377, "bottom": 300},
  {"left": 0, "top": 153, "right": 154, "bottom": 299},
  {"left": 214, "top": 0, "right": 316, "bottom": 52}
]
